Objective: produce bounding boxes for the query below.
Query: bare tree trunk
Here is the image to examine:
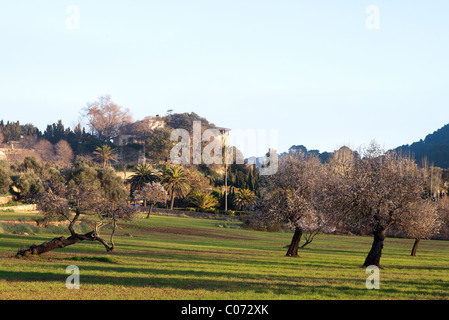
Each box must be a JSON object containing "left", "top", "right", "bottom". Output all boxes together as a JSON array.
[
  {"left": 411, "top": 238, "right": 421, "bottom": 257},
  {"left": 146, "top": 204, "right": 154, "bottom": 219},
  {"left": 17, "top": 236, "right": 80, "bottom": 256},
  {"left": 363, "top": 227, "right": 386, "bottom": 267},
  {"left": 16, "top": 231, "right": 114, "bottom": 257},
  {"left": 286, "top": 227, "right": 302, "bottom": 257}
]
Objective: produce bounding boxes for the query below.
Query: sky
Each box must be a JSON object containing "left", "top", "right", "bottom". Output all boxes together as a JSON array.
[{"left": 0, "top": 1, "right": 448, "bottom": 157}]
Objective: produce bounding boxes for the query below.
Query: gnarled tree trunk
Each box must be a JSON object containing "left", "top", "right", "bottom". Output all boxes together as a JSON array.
[
  {"left": 363, "top": 227, "right": 387, "bottom": 267},
  {"left": 17, "top": 236, "right": 80, "bottom": 256},
  {"left": 286, "top": 227, "right": 302, "bottom": 257},
  {"left": 19, "top": 208, "right": 115, "bottom": 256},
  {"left": 16, "top": 231, "right": 114, "bottom": 257}
]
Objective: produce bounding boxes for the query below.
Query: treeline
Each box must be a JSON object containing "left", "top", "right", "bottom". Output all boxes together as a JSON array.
[{"left": 0, "top": 120, "right": 104, "bottom": 156}]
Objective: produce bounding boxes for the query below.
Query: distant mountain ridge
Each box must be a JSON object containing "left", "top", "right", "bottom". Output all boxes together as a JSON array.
[
  {"left": 261, "top": 123, "right": 449, "bottom": 169},
  {"left": 394, "top": 124, "right": 449, "bottom": 169}
]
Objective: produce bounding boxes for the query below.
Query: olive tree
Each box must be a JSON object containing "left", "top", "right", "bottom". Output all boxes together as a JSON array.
[
  {"left": 16, "top": 183, "right": 137, "bottom": 257},
  {"left": 17, "top": 158, "right": 136, "bottom": 256},
  {"left": 0, "top": 160, "right": 11, "bottom": 195}
]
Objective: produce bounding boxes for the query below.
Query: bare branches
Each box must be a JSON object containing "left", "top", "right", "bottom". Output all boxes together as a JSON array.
[
  {"left": 17, "top": 177, "right": 138, "bottom": 256},
  {"left": 83, "top": 95, "right": 132, "bottom": 142},
  {"left": 259, "top": 152, "right": 331, "bottom": 256}
]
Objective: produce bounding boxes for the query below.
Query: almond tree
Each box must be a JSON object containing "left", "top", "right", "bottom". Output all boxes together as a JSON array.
[
  {"left": 260, "top": 153, "right": 328, "bottom": 257},
  {"left": 396, "top": 200, "right": 442, "bottom": 256},
  {"left": 297, "top": 210, "right": 336, "bottom": 249},
  {"left": 330, "top": 142, "right": 429, "bottom": 267},
  {"left": 133, "top": 182, "right": 168, "bottom": 218},
  {"left": 16, "top": 183, "right": 137, "bottom": 256}
]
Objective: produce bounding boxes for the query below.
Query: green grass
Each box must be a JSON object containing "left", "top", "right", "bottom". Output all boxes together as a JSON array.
[
  {"left": 0, "top": 212, "right": 448, "bottom": 300},
  {"left": 0, "top": 201, "right": 20, "bottom": 208}
]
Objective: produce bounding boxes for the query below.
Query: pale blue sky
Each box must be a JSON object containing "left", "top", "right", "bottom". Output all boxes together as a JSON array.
[{"left": 1, "top": 1, "right": 448, "bottom": 156}]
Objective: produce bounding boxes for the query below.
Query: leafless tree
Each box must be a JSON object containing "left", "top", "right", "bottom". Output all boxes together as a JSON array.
[
  {"left": 20, "top": 135, "right": 38, "bottom": 150},
  {"left": 54, "top": 140, "right": 74, "bottom": 167},
  {"left": 83, "top": 95, "right": 132, "bottom": 142},
  {"left": 33, "top": 139, "right": 56, "bottom": 162}
]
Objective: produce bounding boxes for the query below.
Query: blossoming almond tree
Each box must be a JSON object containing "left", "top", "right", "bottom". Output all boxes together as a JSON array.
[
  {"left": 396, "top": 200, "right": 442, "bottom": 256},
  {"left": 133, "top": 182, "right": 168, "bottom": 218},
  {"left": 330, "top": 142, "right": 431, "bottom": 267},
  {"left": 260, "top": 153, "right": 331, "bottom": 257}
]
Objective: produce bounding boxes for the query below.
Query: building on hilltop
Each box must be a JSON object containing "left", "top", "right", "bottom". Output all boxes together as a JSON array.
[
  {"left": 112, "top": 115, "right": 166, "bottom": 147},
  {"left": 145, "top": 115, "right": 165, "bottom": 131}
]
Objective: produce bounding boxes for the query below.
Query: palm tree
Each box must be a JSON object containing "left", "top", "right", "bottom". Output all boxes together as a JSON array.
[
  {"left": 161, "top": 165, "right": 191, "bottom": 210},
  {"left": 93, "top": 145, "right": 117, "bottom": 167},
  {"left": 127, "top": 163, "right": 161, "bottom": 197},
  {"left": 188, "top": 190, "right": 219, "bottom": 210},
  {"left": 234, "top": 188, "right": 257, "bottom": 211}
]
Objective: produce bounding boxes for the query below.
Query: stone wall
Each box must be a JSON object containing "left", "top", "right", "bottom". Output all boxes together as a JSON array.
[
  {"left": 0, "top": 204, "right": 37, "bottom": 212},
  {"left": 0, "top": 196, "right": 13, "bottom": 205}
]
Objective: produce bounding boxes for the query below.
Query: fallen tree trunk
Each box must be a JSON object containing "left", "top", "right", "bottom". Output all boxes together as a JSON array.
[{"left": 16, "top": 231, "right": 114, "bottom": 257}]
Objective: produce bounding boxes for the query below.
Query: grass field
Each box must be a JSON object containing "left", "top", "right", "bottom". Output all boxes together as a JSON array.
[{"left": 0, "top": 212, "right": 448, "bottom": 300}]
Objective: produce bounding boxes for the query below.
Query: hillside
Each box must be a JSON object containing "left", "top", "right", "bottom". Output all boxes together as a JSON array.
[{"left": 395, "top": 124, "right": 449, "bottom": 168}]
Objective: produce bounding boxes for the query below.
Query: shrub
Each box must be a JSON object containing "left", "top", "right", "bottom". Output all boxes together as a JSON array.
[
  {"left": 11, "top": 172, "right": 44, "bottom": 198},
  {"left": 240, "top": 214, "right": 283, "bottom": 232},
  {"left": 0, "top": 167, "right": 11, "bottom": 195},
  {"left": 9, "top": 223, "right": 40, "bottom": 235}
]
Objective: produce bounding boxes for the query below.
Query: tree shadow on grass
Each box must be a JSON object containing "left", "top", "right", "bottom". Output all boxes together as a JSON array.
[{"left": 0, "top": 267, "right": 381, "bottom": 298}]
